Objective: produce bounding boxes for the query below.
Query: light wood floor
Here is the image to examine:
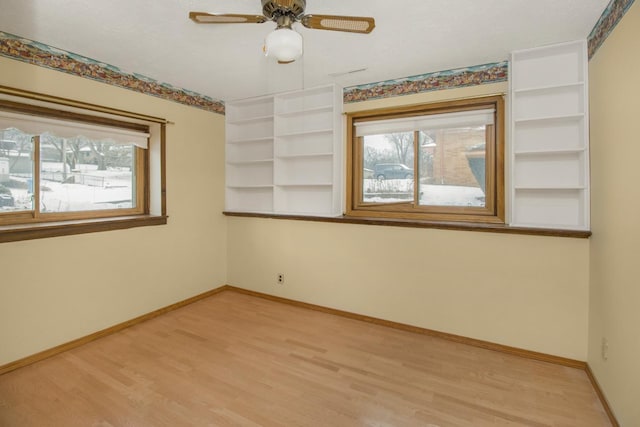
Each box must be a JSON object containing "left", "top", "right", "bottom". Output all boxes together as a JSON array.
[{"left": 0, "top": 291, "right": 610, "bottom": 426}]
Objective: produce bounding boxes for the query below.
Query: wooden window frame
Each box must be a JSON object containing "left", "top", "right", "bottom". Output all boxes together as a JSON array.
[
  {"left": 346, "top": 95, "right": 505, "bottom": 224},
  {"left": 0, "top": 86, "right": 167, "bottom": 243}
]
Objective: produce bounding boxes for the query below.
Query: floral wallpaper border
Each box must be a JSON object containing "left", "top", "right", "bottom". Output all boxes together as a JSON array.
[
  {"left": 343, "top": 61, "right": 508, "bottom": 104},
  {"left": 588, "top": 0, "right": 635, "bottom": 58},
  {"left": 0, "top": 31, "right": 225, "bottom": 115},
  {"left": 1, "top": 0, "right": 633, "bottom": 111}
]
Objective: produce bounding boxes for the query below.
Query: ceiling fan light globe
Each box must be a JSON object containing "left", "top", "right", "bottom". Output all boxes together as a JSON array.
[{"left": 265, "top": 27, "right": 303, "bottom": 63}]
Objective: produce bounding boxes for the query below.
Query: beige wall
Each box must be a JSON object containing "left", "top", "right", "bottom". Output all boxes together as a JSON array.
[
  {"left": 0, "top": 57, "right": 227, "bottom": 366},
  {"left": 228, "top": 83, "right": 592, "bottom": 361},
  {"left": 0, "top": 36, "right": 602, "bottom": 391},
  {"left": 588, "top": 3, "right": 640, "bottom": 425},
  {"left": 1, "top": 7, "right": 635, "bottom": 421}
]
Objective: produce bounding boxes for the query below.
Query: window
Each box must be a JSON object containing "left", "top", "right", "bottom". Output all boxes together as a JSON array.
[
  {"left": 0, "top": 88, "right": 167, "bottom": 242},
  {"left": 346, "top": 95, "right": 505, "bottom": 223}
]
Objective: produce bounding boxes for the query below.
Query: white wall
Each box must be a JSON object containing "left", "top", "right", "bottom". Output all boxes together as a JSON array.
[
  {"left": 588, "top": 2, "right": 640, "bottom": 425},
  {"left": 0, "top": 57, "right": 227, "bottom": 366},
  {"left": 227, "top": 83, "right": 592, "bottom": 361}
]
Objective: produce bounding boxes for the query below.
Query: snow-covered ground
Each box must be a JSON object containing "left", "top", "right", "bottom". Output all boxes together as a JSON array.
[
  {"left": 363, "top": 179, "right": 484, "bottom": 207},
  {"left": 40, "top": 178, "right": 133, "bottom": 212},
  {"left": 1, "top": 169, "right": 133, "bottom": 213}
]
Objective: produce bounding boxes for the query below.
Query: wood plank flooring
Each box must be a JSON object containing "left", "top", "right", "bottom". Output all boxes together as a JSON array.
[{"left": 0, "top": 291, "right": 611, "bottom": 426}]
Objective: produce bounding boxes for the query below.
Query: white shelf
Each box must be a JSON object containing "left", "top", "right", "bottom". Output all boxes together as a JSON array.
[
  {"left": 512, "top": 188, "right": 587, "bottom": 229},
  {"left": 513, "top": 115, "right": 585, "bottom": 153},
  {"left": 227, "top": 185, "right": 274, "bottom": 189},
  {"left": 226, "top": 114, "right": 274, "bottom": 125},
  {"left": 226, "top": 159, "right": 273, "bottom": 165},
  {"left": 227, "top": 136, "right": 274, "bottom": 144},
  {"left": 275, "top": 85, "right": 337, "bottom": 115},
  {"left": 277, "top": 128, "right": 333, "bottom": 138},
  {"left": 513, "top": 113, "right": 585, "bottom": 124},
  {"left": 277, "top": 152, "right": 333, "bottom": 159},
  {"left": 225, "top": 95, "right": 274, "bottom": 123},
  {"left": 514, "top": 148, "right": 585, "bottom": 156},
  {"left": 225, "top": 84, "right": 343, "bottom": 216},
  {"left": 511, "top": 40, "right": 586, "bottom": 89},
  {"left": 514, "top": 186, "right": 586, "bottom": 190},
  {"left": 275, "top": 133, "right": 334, "bottom": 158},
  {"left": 277, "top": 85, "right": 333, "bottom": 99},
  {"left": 227, "top": 95, "right": 272, "bottom": 106},
  {"left": 513, "top": 85, "right": 585, "bottom": 120},
  {"left": 513, "top": 82, "right": 585, "bottom": 94},
  {"left": 276, "top": 105, "right": 333, "bottom": 118},
  {"left": 276, "top": 183, "right": 333, "bottom": 187},
  {"left": 510, "top": 40, "right": 590, "bottom": 230},
  {"left": 274, "top": 183, "right": 336, "bottom": 215},
  {"left": 226, "top": 186, "right": 274, "bottom": 214}
]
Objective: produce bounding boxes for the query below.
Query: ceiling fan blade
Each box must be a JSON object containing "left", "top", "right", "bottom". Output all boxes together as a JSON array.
[
  {"left": 301, "top": 14, "right": 375, "bottom": 34},
  {"left": 189, "top": 12, "right": 268, "bottom": 24}
]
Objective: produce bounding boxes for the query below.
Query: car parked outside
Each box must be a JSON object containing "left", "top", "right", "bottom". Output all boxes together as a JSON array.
[
  {"left": 0, "top": 193, "right": 14, "bottom": 207},
  {"left": 373, "top": 163, "right": 414, "bottom": 180}
]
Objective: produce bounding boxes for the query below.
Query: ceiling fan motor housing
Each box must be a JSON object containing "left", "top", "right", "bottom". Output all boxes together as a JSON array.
[{"left": 262, "top": 0, "right": 306, "bottom": 19}]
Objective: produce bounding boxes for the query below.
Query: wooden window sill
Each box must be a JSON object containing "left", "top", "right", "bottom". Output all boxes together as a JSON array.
[
  {"left": 0, "top": 215, "right": 168, "bottom": 243},
  {"left": 223, "top": 211, "right": 591, "bottom": 238}
]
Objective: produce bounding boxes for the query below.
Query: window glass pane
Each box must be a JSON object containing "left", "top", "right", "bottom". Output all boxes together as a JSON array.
[
  {"left": 39, "top": 134, "right": 136, "bottom": 213},
  {"left": 348, "top": 96, "right": 503, "bottom": 223},
  {"left": 362, "top": 132, "right": 414, "bottom": 204},
  {"left": 418, "top": 126, "right": 486, "bottom": 207},
  {"left": 0, "top": 128, "right": 34, "bottom": 212}
]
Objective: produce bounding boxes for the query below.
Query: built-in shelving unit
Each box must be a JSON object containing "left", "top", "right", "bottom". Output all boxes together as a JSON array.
[
  {"left": 225, "top": 85, "right": 343, "bottom": 216},
  {"left": 510, "top": 40, "right": 590, "bottom": 230}
]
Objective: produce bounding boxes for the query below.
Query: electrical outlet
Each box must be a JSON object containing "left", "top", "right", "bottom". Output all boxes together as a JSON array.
[
  {"left": 277, "top": 273, "right": 284, "bottom": 284},
  {"left": 601, "top": 338, "right": 609, "bottom": 361}
]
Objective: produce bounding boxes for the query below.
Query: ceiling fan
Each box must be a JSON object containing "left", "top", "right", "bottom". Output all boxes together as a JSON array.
[{"left": 189, "top": 0, "right": 376, "bottom": 64}]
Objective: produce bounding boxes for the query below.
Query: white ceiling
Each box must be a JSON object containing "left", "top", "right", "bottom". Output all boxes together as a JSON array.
[{"left": 0, "top": 0, "right": 609, "bottom": 102}]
